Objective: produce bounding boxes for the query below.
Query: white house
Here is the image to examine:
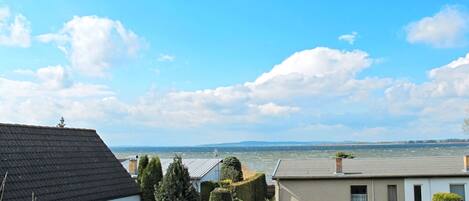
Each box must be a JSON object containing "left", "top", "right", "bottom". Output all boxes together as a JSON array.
[
  {"left": 120, "top": 157, "right": 223, "bottom": 192},
  {"left": 160, "top": 158, "right": 222, "bottom": 192},
  {"left": 273, "top": 156, "right": 469, "bottom": 201}
]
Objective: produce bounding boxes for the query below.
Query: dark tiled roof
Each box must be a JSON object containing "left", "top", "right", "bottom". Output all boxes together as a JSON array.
[
  {"left": 272, "top": 156, "right": 469, "bottom": 180},
  {"left": 0, "top": 123, "right": 140, "bottom": 201}
]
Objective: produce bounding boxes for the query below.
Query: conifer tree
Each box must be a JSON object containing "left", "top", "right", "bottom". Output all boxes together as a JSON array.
[
  {"left": 137, "top": 155, "right": 149, "bottom": 184},
  {"left": 141, "top": 156, "right": 163, "bottom": 201},
  {"left": 155, "top": 155, "right": 199, "bottom": 201}
]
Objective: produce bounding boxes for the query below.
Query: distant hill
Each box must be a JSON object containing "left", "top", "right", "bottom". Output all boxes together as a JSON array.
[
  {"left": 198, "top": 141, "right": 338, "bottom": 147},
  {"left": 198, "top": 139, "right": 469, "bottom": 147}
]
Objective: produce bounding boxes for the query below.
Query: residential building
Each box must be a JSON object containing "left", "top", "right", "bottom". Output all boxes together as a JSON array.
[
  {"left": 160, "top": 158, "right": 222, "bottom": 192},
  {"left": 0, "top": 123, "right": 141, "bottom": 201},
  {"left": 272, "top": 156, "right": 469, "bottom": 201},
  {"left": 119, "top": 156, "right": 138, "bottom": 179}
]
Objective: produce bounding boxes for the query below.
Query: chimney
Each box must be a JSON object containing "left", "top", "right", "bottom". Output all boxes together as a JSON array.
[
  {"left": 335, "top": 157, "right": 343, "bottom": 174},
  {"left": 464, "top": 155, "right": 469, "bottom": 172},
  {"left": 129, "top": 157, "right": 138, "bottom": 175}
]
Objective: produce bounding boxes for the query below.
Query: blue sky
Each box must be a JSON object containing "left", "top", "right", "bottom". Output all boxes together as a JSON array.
[{"left": 0, "top": 0, "right": 468, "bottom": 146}]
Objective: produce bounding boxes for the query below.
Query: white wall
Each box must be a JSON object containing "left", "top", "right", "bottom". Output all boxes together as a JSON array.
[
  {"left": 192, "top": 163, "right": 221, "bottom": 191},
  {"left": 405, "top": 178, "right": 469, "bottom": 201},
  {"left": 109, "top": 194, "right": 141, "bottom": 201}
]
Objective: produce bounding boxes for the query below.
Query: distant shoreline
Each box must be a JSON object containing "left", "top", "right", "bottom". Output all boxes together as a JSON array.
[{"left": 111, "top": 141, "right": 469, "bottom": 153}]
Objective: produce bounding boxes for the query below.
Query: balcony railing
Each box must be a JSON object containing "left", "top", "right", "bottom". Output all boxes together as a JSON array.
[{"left": 351, "top": 194, "right": 367, "bottom": 201}]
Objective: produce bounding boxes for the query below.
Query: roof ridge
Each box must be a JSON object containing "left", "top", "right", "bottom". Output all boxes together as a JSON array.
[{"left": 0, "top": 122, "right": 96, "bottom": 131}]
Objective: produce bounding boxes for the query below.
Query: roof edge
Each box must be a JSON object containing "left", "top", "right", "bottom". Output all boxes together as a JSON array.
[
  {"left": 0, "top": 122, "right": 96, "bottom": 132},
  {"left": 272, "top": 173, "right": 469, "bottom": 180},
  {"left": 272, "top": 159, "right": 281, "bottom": 178}
]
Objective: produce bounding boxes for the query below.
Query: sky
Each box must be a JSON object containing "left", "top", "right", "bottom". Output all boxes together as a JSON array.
[{"left": 0, "top": 0, "right": 468, "bottom": 146}]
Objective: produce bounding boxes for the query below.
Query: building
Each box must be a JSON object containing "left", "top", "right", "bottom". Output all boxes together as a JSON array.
[
  {"left": 160, "top": 158, "right": 222, "bottom": 192},
  {"left": 0, "top": 123, "right": 141, "bottom": 201},
  {"left": 272, "top": 156, "right": 469, "bottom": 201},
  {"left": 119, "top": 156, "right": 138, "bottom": 179}
]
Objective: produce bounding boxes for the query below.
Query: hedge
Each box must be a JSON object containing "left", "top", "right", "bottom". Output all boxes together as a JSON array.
[
  {"left": 201, "top": 181, "right": 220, "bottom": 201},
  {"left": 209, "top": 188, "right": 233, "bottom": 201},
  {"left": 433, "top": 192, "right": 463, "bottom": 201},
  {"left": 230, "top": 173, "right": 267, "bottom": 201}
]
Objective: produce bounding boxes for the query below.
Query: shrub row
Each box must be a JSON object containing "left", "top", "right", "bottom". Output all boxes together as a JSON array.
[
  {"left": 433, "top": 192, "right": 463, "bottom": 201},
  {"left": 230, "top": 173, "right": 267, "bottom": 201},
  {"left": 209, "top": 188, "right": 233, "bottom": 201}
]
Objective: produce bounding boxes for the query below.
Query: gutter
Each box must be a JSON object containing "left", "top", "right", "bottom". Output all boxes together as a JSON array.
[
  {"left": 271, "top": 159, "right": 282, "bottom": 181},
  {"left": 272, "top": 174, "right": 469, "bottom": 180}
]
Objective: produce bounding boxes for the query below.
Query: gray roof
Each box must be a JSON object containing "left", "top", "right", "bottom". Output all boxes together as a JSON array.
[
  {"left": 160, "top": 158, "right": 221, "bottom": 180},
  {"left": 0, "top": 123, "right": 140, "bottom": 201},
  {"left": 272, "top": 156, "right": 469, "bottom": 180}
]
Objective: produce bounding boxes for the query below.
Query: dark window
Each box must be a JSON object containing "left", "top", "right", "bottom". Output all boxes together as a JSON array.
[
  {"left": 450, "top": 184, "right": 465, "bottom": 201},
  {"left": 351, "top": 185, "right": 367, "bottom": 201},
  {"left": 413, "top": 185, "right": 422, "bottom": 201},
  {"left": 388, "top": 185, "right": 397, "bottom": 201}
]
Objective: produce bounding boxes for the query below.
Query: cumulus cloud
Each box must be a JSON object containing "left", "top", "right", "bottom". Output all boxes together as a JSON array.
[
  {"left": 252, "top": 103, "right": 299, "bottom": 116},
  {"left": 0, "top": 6, "right": 31, "bottom": 47},
  {"left": 157, "top": 54, "right": 175, "bottom": 62},
  {"left": 2, "top": 45, "right": 468, "bottom": 143},
  {"left": 406, "top": 6, "right": 469, "bottom": 48},
  {"left": 338, "top": 32, "right": 358, "bottom": 44},
  {"left": 37, "top": 16, "right": 142, "bottom": 77}
]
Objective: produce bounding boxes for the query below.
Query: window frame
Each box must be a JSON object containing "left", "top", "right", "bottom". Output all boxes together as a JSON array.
[
  {"left": 351, "top": 185, "right": 368, "bottom": 201},
  {"left": 449, "top": 183, "right": 466, "bottom": 201},
  {"left": 413, "top": 185, "right": 422, "bottom": 201},
  {"left": 387, "top": 184, "right": 398, "bottom": 201}
]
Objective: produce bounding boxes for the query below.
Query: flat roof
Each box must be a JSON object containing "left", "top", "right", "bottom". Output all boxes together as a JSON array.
[{"left": 272, "top": 156, "right": 469, "bottom": 180}]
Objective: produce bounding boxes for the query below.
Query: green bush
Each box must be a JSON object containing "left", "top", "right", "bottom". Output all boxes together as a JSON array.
[
  {"left": 433, "top": 192, "right": 463, "bottom": 201},
  {"left": 221, "top": 157, "right": 243, "bottom": 182},
  {"left": 335, "top": 152, "right": 355, "bottom": 159},
  {"left": 201, "top": 181, "right": 220, "bottom": 201},
  {"left": 230, "top": 173, "right": 267, "bottom": 201},
  {"left": 209, "top": 188, "right": 233, "bottom": 201},
  {"left": 141, "top": 156, "right": 163, "bottom": 201}
]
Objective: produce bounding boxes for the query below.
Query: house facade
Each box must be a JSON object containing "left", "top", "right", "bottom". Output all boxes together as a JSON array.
[{"left": 272, "top": 156, "right": 469, "bottom": 201}]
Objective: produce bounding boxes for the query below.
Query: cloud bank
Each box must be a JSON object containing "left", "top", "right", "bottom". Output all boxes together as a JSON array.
[{"left": 406, "top": 6, "right": 469, "bottom": 48}]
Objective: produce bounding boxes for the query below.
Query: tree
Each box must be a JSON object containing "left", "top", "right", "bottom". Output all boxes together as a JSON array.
[
  {"left": 138, "top": 155, "right": 149, "bottom": 184},
  {"left": 56, "top": 117, "right": 66, "bottom": 128},
  {"left": 141, "top": 156, "right": 163, "bottom": 201},
  {"left": 335, "top": 152, "right": 355, "bottom": 159},
  {"left": 221, "top": 157, "right": 243, "bottom": 182},
  {"left": 155, "top": 155, "right": 199, "bottom": 201}
]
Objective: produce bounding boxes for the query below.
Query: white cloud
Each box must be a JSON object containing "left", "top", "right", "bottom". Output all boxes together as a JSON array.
[
  {"left": 1, "top": 45, "right": 468, "bottom": 143},
  {"left": 0, "top": 6, "right": 31, "bottom": 48},
  {"left": 157, "top": 54, "right": 175, "bottom": 62},
  {"left": 253, "top": 47, "right": 371, "bottom": 84},
  {"left": 36, "top": 65, "right": 72, "bottom": 89},
  {"left": 338, "top": 32, "right": 358, "bottom": 44},
  {"left": 37, "top": 16, "right": 142, "bottom": 77},
  {"left": 406, "top": 6, "right": 469, "bottom": 48},
  {"left": 252, "top": 102, "right": 299, "bottom": 116}
]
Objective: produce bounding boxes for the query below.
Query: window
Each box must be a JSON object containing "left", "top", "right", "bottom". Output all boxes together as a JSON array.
[
  {"left": 450, "top": 184, "right": 465, "bottom": 201},
  {"left": 414, "top": 185, "right": 422, "bottom": 201},
  {"left": 351, "top": 185, "right": 367, "bottom": 201},
  {"left": 388, "top": 185, "right": 397, "bottom": 201}
]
